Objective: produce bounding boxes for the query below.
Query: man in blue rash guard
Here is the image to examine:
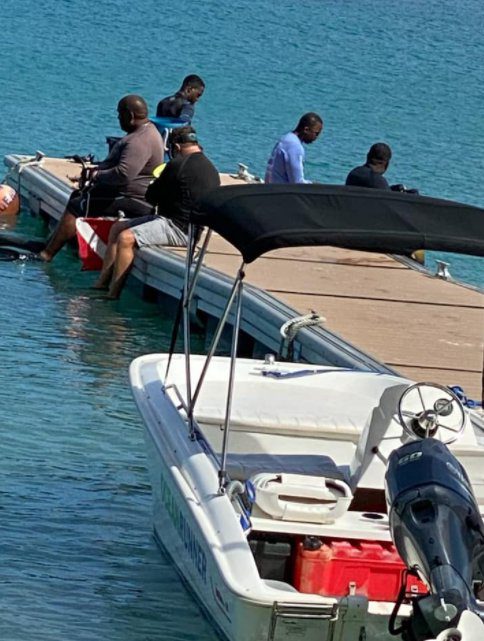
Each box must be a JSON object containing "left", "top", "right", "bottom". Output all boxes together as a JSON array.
[
  {"left": 265, "top": 112, "right": 323, "bottom": 184},
  {"left": 156, "top": 75, "right": 205, "bottom": 123}
]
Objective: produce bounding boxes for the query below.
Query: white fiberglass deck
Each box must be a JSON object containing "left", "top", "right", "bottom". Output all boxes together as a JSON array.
[{"left": 162, "top": 355, "right": 408, "bottom": 438}]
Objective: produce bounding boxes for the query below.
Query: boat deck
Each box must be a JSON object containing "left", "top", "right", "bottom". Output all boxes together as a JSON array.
[{"left": 4, "top": 154, "right": 483, "bottom": 400}]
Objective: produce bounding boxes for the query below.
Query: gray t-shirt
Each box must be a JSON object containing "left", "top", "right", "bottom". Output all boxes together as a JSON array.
[{"left": 96, "top": 122, "right": 164, "bottom": 199}]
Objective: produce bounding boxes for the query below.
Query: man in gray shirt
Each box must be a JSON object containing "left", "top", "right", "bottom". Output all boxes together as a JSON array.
[{"left": 39, "top": 95, "right": 163, "bottom": 262}]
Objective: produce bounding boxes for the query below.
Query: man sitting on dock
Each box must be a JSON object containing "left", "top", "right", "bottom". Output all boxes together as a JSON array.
[
  {"left": 345, "top": 142, "right": 392, "bottom": 189},
  {"left": 265, "top": 112, "right": 323, "bottom": 184},
  {"left": 92, "top": 126, "right": 220, "bottom": 299},
  {"left": 156, "top": 75, "right": 205, "bottom": 123},
  {"left": 38, "top": 95, "right": 164, "bottom": 263}
]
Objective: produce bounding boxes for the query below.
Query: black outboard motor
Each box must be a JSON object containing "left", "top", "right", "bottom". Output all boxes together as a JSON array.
[{"left": 386, "top": 438, "right": 484, "bottom": 641}]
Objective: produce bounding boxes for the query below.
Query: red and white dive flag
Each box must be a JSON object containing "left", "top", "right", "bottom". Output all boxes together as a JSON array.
[{"left": 75, "top": 217, "right": 117, "bottom": 271}]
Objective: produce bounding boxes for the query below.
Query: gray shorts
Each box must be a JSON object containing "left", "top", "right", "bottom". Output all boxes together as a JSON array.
[{"left": 126, "top": 214, "right": 187, "bottom": 248}]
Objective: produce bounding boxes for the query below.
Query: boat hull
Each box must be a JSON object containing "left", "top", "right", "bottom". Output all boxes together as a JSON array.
[
  {"left": 143, "top": 424, "right": 405, "bottom": 641},
  {"left": 131, "top": 355, "right": 411, "bottom": 640}
]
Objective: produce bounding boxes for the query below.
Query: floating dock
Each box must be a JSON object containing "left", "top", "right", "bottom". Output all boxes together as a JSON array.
[{"left": 4, "top": 154, "right": 483, "bottom": 400}]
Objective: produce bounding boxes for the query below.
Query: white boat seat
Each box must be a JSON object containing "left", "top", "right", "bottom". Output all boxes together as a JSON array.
[
  {"left": 251, "top": 472, "right": 352, "bottom": 523},
  {"left": 225, "top": 453, "right": 348, "bottom": 483}
]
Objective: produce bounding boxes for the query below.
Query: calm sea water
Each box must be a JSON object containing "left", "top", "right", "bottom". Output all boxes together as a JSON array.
[{"left": 0, "top": 1, "right": 483, "bottom": 639}]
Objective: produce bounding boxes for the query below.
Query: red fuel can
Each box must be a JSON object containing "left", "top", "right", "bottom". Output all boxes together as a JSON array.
[{"left": 293, "top": 538, "right": 427, "bottom": 602}]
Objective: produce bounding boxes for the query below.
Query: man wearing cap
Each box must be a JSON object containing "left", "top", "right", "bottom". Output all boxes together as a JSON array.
[
  {"left": 92, "top": 125, "right": 220, "bottom": 299},
  {"left": 345, "top": 143, "right": 392, "bottom": 189}
]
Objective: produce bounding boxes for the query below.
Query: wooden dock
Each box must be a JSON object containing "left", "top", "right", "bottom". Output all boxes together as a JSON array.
[
  {"left": 200, "top": 238, "right": 483, "bottom": 397},
  {"left": 4, "top": 155, "right": 483, "bottom": 400}
]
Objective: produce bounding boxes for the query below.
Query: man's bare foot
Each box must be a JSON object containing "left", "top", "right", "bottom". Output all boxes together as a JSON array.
[{"left": 38, "top": 250, "right": 52, "bottom": 262}]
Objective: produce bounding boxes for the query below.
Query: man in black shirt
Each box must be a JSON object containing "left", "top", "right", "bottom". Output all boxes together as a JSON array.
[
  {"left": 92, "top": 126, "right": 220, "bottom": 299},
  {"left": 345, "top": 142, "right": 392, "bottom": 189},
  {"left": 156, "top": 75, "right": 205, "bottom": 123}
]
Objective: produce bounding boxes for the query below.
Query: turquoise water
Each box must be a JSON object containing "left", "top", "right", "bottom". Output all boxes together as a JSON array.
[
  {"left": 2, "top": 0, "right": 483, "bottom": 287},
  {"left": 0, "top": 1, "right": 483, "bottom": 640}
]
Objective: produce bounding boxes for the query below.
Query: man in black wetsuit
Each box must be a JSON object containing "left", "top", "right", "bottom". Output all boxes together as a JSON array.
[
  {"left": 156, "top": 75, "right": 205, "bottom": 124},
  {"left": 345, "top": 142, "right": 392, "bottom": 189},
  {"left": 92, "top": 126, "right": 220, "bottom": 299},
  {"left": 39, "top": 95, "right": 164, "bottom": 262}
]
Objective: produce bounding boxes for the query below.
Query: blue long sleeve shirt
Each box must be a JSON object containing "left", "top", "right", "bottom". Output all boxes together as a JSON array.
[{"left": 265, "top": 132, "right": 310, "bottom": 184}]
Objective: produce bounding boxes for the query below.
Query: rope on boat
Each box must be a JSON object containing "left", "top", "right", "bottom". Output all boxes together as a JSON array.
[
  {"left": 449, "top": 385, "right": 482, "bottom": 409},
  {"left": 280, "top": 311, "right": 326, "bottom": 341},
  {"left": 2, "top": 152, "right": 46, "bottom": 203},
  {"left": 279, "top": 311, "right": 326, "bottom": 361}
]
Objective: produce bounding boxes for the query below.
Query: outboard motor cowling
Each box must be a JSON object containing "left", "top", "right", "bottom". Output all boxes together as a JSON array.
[{"left": 385, "top": 438, "right": 484, "bottom": 640}]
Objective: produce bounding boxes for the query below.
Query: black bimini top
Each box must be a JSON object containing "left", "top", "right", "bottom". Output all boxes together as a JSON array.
[{"left": 194, "top": 184, "right": 484, "bottom": 264}]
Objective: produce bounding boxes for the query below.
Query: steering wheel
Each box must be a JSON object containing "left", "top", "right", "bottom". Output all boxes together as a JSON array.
[{"left": 397, "top": 382, "right": 466, "bottom": 444}]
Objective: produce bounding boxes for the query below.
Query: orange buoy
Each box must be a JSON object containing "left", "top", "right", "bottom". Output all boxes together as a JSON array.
[{"left": 0, "top": 184, "right": 20, "bottom": 215}]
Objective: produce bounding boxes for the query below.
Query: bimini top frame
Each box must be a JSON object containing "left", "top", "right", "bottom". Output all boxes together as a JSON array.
[
  {"left": 176, "top": 184, "right": 484, "bottom": 492},
  {"left": 177, "top": 223, "right": 246, "bottom": 492}
]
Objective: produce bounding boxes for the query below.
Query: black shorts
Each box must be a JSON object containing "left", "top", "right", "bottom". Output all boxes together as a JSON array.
[{"left": 68, "top": 184, "right": 154, "bottom": 219}]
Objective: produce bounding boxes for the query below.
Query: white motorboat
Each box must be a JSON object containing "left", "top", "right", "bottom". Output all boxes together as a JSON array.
[{"left": 130, "top": 184, "right": 484, "bottom": 641}]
